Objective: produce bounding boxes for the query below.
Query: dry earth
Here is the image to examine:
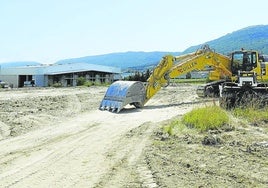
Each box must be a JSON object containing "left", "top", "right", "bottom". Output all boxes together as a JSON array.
[{"left": 0, "top": 84, "right": 267, "bottom": 187}]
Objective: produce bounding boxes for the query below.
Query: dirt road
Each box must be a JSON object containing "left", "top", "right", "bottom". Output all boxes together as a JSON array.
[{"left": 0, "top": 84, "right": 203, "bottom": 187}]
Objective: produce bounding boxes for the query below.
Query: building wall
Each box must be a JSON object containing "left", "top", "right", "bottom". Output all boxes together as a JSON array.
[
  {"left": 0, "top": 64, "right": 121, "bottom": 87},
  {"left": 0, "top": 75, "right": 18, "bottom": 88},
  {"left": 34, "top": 75, "right": 46, "bottom": 87},
  {"left": 0, "top": 74, "right": 46, "bottom": 88},
  {"left": 46, "top": 71, "right": 118, "bottom": 87},
  {"left": 0, "top": 66, "right": 44, "bottom": 88}
]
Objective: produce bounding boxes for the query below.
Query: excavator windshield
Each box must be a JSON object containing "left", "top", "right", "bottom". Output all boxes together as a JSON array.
[{"left": 231, "top": 51, "right": 257, "bottom": 74}]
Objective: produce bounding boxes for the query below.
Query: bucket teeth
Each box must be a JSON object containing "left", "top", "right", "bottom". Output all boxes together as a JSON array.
[{"left": 99, "top": 100, "right": 123, "bottom": 113}]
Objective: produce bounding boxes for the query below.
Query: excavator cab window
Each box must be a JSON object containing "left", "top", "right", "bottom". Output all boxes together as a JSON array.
[{"left": 231, "top": 51, "right": 257, "bottom": 74}]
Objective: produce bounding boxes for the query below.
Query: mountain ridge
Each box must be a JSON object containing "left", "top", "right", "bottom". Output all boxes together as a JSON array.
[
  {"left": 56, "top": 24, "right": 268, "bottom": 70},
  {"left": 55, "top": 51, "right": 180, "bottom": 69},
  {"left": 182, "top": 25, "right": 268, "bottom": 55}
]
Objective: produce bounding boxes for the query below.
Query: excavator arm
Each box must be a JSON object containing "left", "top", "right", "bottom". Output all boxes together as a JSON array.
[
  {"left": 99, "top": 45, "right": 231, "bottom": 112},
  {"left": 144, "top": 45, "right": 232, "bottom": 103}
]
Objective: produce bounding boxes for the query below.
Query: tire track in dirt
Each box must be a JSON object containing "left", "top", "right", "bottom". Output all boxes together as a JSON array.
[
  {"left": 0, "top": 123, "right": 100, "bottom": 187},
  {"left": 95, "top": 122, "right": 159, "bottom": 188},
  {"left": 65, "top": 94, "right": 82, "bottom": 115}
]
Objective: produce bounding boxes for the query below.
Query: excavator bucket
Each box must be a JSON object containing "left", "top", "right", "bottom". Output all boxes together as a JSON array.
[{"left": 99, "top": 81, "right": 146, "bottom": 113}]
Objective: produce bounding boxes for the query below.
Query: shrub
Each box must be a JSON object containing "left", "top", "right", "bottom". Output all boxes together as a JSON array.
[
  {"left": 77, "top": 77, "right": 94, "bottom": 87},
  {"left": 182, "top": 106, "right": 229, "bottom": 132},
  {"left": 52, "top": 82, "right": 62, "bottom": 87},
  {"left": 84, "top": 81, "right": 93, "bottom": 87},
  {"left": 77, "top": 77, "right": 86, "bottom": 86}
]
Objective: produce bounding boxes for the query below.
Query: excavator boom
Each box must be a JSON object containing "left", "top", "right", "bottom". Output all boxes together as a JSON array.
[{"left": 145, "top": 45, "right": 231, "bottom": 101}]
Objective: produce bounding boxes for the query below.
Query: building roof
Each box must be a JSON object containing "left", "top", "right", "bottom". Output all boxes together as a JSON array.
[
  {"left": 0, "top": 63, "right": 121, "bottom": 75},
  {"left": 44, "top": 63, "right": 121, "bottom": 75},
  {"left": 0, "top": 61, "right": 41, "bottom": 68}
]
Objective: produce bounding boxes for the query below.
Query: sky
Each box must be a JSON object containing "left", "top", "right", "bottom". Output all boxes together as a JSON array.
[{"left": 1, "top": 0, "right": 268, "bottom": 64}]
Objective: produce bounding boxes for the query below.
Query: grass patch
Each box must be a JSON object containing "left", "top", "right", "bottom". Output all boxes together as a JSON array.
[
  {"left": 83, "top": 81, "right": 94, "bottom": 87},
  {"left": 163, "top": 120, "right": 195, "bottom": 136},
  {"left": 182, "top": 106, "right": 230, "bottom": 132},
  {"left": 163, "top": 106, "right": 230, "bottom": 135},
  {"left": 232, "top": 107, "right": 268, "bottom": 125}
]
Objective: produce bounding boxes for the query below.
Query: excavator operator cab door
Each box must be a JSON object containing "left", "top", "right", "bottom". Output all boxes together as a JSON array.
[{"left": 231, "top": 51, "right": 257, "bottom": 75}]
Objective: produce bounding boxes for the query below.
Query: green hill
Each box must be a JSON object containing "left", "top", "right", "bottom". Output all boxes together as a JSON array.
[
  {"left": 55, "top": 51, "right": 180, "bottom": 70},
  {"left": 183, "top": 25, "right": 268, "bottom": 55}
]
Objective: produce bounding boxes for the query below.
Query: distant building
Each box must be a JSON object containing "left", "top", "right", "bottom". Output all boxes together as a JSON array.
[
  {"left": 176, "top": 71, "right": 209, "bottom": 79},
  {"left": 0, "top": 62, "right": 121, "bottom": 88}
]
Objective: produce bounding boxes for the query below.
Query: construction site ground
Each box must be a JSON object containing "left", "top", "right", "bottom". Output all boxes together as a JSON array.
[{"left": 0, "top": 84, "right": 267, "bottom": 187}]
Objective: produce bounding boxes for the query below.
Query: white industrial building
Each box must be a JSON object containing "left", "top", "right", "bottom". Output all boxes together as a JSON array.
[{"left": 0, "top": 62, "right": 121, "bottom": 88}]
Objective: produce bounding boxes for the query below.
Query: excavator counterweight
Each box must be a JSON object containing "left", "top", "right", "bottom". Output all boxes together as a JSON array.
[{"left": 99, "top": 81, "right": 146, "bottom": 112}]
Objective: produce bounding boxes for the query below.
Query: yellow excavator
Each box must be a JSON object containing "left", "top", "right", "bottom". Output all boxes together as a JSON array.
[{"left": 99, "top": 45, "right": 268, "bottom": 112}]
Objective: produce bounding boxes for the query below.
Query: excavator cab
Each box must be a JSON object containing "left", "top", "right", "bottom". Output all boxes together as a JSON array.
[{"left": 231, "top": 50, "right": 258, "bottom": 75}]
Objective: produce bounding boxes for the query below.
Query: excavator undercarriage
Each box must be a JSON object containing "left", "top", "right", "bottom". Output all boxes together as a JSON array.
[
  {"left": 219, "top": 71, "right": 268, "bottom": 108},
  {"left": 196, "top": 80, "right": 226, "bottom": 98}
]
